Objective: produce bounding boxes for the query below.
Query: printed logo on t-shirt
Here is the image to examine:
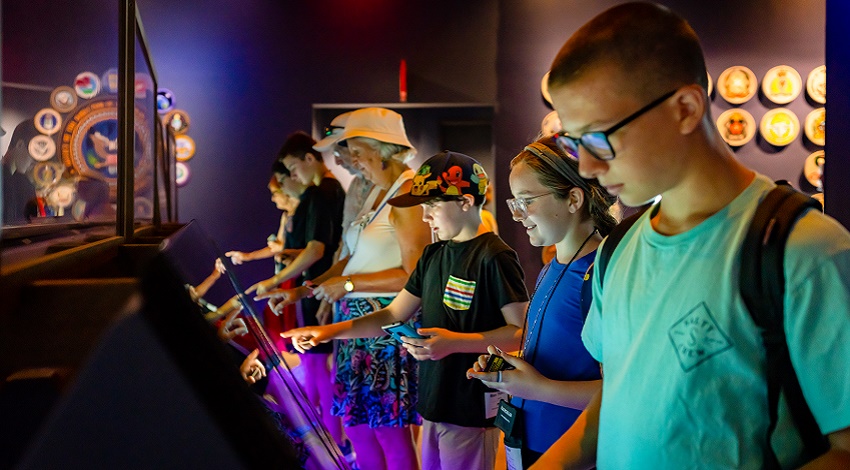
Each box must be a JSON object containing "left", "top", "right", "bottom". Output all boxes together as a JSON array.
[
  {"left": 668, "top": 302, "right": 734, "bottom": 372},
  {"left": 443, "top": 275, "right": 476, "bottom": 310}
]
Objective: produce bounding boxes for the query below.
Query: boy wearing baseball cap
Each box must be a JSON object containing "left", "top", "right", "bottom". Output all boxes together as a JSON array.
[{"left": 284, "top": 150, "right": 529, "bottom": 469}]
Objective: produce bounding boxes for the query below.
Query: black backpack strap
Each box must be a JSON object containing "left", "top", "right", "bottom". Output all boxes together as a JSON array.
[
  {"left": 597, "top": 206, "right": 650, "bottom": 290},
  {"left": 580, "top": 263, "right": 594, "bottom": 320},
  {"left": 740, "top": 185, "right": 827, "bottom": 468}
]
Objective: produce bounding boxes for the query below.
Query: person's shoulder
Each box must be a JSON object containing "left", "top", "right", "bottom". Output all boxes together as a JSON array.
[
  {"left": 745, "top": 174, "right": 849, "bottom": 258},
  {"left": 300, "top": 184, "right": 318, "bottom": 200},
  {"left": 420, "top": 240, "right": 450, "bottom": 260},
  {"left": 318, "top": 176, "right": 344, "bottom": 192},
  {"left": 473, "top": 233, "right": 519, "bottom": 260},
  {"left": 787, "top": 209, "right": 850, "bottom": 262}
]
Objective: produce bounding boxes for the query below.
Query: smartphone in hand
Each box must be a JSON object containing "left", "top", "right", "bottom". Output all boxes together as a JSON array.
[
  {"left": 381, "top": 321, "right": 425, "bottom": 343},
  {"left": 484, "top": 353, "right": 515, "bottom": 372}
]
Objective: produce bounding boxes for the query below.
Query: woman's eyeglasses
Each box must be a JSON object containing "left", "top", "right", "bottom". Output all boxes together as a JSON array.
[{"left": 506, "top": 192, "right": 553, "bottom": 220}]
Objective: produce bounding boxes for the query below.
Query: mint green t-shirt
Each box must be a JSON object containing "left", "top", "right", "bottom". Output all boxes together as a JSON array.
[{"left": 583, "top": 175, "right": 850, "bottom": 469}]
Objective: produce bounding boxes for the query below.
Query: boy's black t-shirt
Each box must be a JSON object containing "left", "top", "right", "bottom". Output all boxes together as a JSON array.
[
  {"left": 404, "top": 232, "right": 528, "bottom": 427},
  {"left": 286, "top": 176, "right": 345, "bottom": 282},
  {"left": 285, "top": 177, "right": 345, "bottom": 340}
]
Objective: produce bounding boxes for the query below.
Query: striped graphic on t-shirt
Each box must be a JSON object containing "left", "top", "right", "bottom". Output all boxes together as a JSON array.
[{"left": 443, "top": 275, "right": 476, "bottom": 310}]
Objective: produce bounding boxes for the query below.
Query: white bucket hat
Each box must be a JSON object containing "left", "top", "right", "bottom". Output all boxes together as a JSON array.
[{"left": 338, "top": 107, "right": 413, "bottom": 148}]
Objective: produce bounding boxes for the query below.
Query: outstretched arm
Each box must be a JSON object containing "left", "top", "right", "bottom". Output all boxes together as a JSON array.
[
  {"left": 192, "top": 263, "right": 222, "bottom": 300},
  {"left": 282, "top": 289, "right": 421, "bottom": 353},
  {"left": 249, "top": 240, "right": 325, "bottom": 294}
]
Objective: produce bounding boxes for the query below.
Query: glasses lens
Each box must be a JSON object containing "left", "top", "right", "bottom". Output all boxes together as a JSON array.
[
  {"left": 581, "top": 132, "right": 615, "bottom": 160},
  {"left": 506, "top": 198, "right": 528, "bottom": 220},
  {"left": 555, "top": 134, "right": 580, "bottom": 161}
]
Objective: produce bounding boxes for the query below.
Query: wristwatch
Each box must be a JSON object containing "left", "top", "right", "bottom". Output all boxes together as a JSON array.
[{"left": 343, "top": 276, "right": 355, "bottom": 292}]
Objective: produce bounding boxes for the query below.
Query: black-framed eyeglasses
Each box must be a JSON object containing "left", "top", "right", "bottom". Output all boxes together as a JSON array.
[
  {"left": 554, "top": 89, "right": 677, "bottom": 161},
  {"left": 506, "top": 192, "right": 553, "bottom": 220}
]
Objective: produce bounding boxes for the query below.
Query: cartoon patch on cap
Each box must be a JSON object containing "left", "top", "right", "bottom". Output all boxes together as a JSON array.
[
  {"left": 471, "top": 163, "right": 488, "bottom": 195},
  {"left": 440, "top": 165, "right": 469, "bottom": 195},
  {"left": 411, "top": 164, "right": 441, "bottom": 196}
]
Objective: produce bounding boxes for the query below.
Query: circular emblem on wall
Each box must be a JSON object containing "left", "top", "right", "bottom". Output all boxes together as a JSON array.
[
  {"left": 164, "top": 109, "right": 191, "bottom": 135},
  {"left": 60, "top": 98, "right": 153, "bottom": 192},
  {"left": 760, "top": 108, "right": 800, "bottom": 147},
  {"left": 175, "top": 161, "right": 191, "bottom": 187},
  {"left": 762, "top": 65, "right": 802, "bottom": 105},
  {"left": 32, "top": 162, "right": 65, "bottom": 188},
  {"left": 804, "top": 108, "right": 825, "bottom": 146},
  {"left": 707, "top": 71, "right": 713, "bottom": 97},
  {"left": 804, "top": 150, "right": 825, "bottom": 190},
  {"left": 175, "top": 135, "right": 196, "bottom": 161},
  {"left": 806, "top": 65, "right": 826, "bottom": 104},
  {"left": 716, "top": 108, "right": 756, "bottom": 147},
  {"left": 541, "top": 71, "right": 552, "bottom": 105},
  {"left": 50, "top": 86, "right": 78, "bottom": 113},
  {"left": 156, "top": 88, "right": 175, "bottom": 114},
  {"left": 101, "top": 68, "right": 119, "bottom": 94},
  {"left": 74, "top": 71, "right": 101, "bottom": 99},
  {"left": 717, "top": 66, "right": 758, "bottom": 104},
  {"left": 34, "top": 108, "right": 63, "bottom": 135},
  {"left": 29, "top": 135, "right": 57, "bottom": 161}
]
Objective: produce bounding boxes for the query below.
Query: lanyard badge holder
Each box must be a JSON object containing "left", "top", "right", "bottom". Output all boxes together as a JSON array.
[{"left": 496, "top": 397, "right": 523, "bottom": 469}]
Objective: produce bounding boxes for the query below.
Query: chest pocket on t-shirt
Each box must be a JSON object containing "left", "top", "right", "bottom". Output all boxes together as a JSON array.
[{"left": 443, "top": 275, "right": 476, "bottom": 311}]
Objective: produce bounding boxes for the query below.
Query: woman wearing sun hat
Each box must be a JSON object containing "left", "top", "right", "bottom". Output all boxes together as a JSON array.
[{"left": 262, "top": 107, "right": 430, "bottom": 470}]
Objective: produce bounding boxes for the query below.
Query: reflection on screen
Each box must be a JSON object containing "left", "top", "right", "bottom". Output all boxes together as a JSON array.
[{"left": 160, "top": 220, "right": 348, "bottom": 469}]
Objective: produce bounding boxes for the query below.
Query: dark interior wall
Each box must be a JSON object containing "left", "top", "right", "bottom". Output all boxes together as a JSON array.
[
  {"left": 495, "top": 0, "right": 825, "bottom": 283},
  {"left": 826, "top": 0, "right": 850, "bottom": 229},
  {"left": 134, "top": 0, "right": 499, "bottom": 285}
]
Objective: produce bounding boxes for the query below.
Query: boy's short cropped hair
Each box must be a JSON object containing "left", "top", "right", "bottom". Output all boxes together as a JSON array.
[{"left": 277, "top": 131, "right": 321, "bottom": 162}]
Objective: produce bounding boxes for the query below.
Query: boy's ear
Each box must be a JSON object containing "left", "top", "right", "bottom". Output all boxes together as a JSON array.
[
  {"left": 304, "top": 152, "right": 317, "bottom": 164},
  {"left": 675, "top": 84, "right": 705, "bottom": 135},
  {"left": 461, "top": 194, "right": 476, "bottom": 211}
]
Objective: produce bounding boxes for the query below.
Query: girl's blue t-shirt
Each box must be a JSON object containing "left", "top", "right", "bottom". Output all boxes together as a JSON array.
[{"left": 512, "top": 250, "right": 601, "bottom": 453}]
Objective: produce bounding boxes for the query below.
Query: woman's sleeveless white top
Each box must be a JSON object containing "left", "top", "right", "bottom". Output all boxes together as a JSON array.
[{"left": 342, "top": 169, "right": 414, "bottom": 298}]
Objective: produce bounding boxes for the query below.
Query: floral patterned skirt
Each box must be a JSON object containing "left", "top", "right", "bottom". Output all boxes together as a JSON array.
[{"left": 332, "top": 296, "right": 421, "bottom": 428}]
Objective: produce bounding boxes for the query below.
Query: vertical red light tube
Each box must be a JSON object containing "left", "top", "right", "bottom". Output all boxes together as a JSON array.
[{"left": 399, "top": 59, "right": 408, "bottom": 102}]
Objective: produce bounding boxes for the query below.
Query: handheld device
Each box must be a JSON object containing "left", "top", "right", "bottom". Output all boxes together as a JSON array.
[
  {"left": 381, "top": 321, "right": 425, "bottom": 343},
  {"left": 484, "top": 354, "right": 515, "bottom": 372}
]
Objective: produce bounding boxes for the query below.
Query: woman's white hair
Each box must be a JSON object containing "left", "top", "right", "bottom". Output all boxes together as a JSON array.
[{"left": 351, "top": 136, "right": 416, "bottom": 164}]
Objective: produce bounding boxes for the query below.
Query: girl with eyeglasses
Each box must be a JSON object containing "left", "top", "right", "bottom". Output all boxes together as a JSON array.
[{"left": 468, "top": 135, "right": 617, "bottom": 468}]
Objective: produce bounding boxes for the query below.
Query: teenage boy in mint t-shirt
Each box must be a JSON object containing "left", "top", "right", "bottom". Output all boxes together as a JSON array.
[{"left": 534, "top": 3, "right": 850, "bottom": 469}]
